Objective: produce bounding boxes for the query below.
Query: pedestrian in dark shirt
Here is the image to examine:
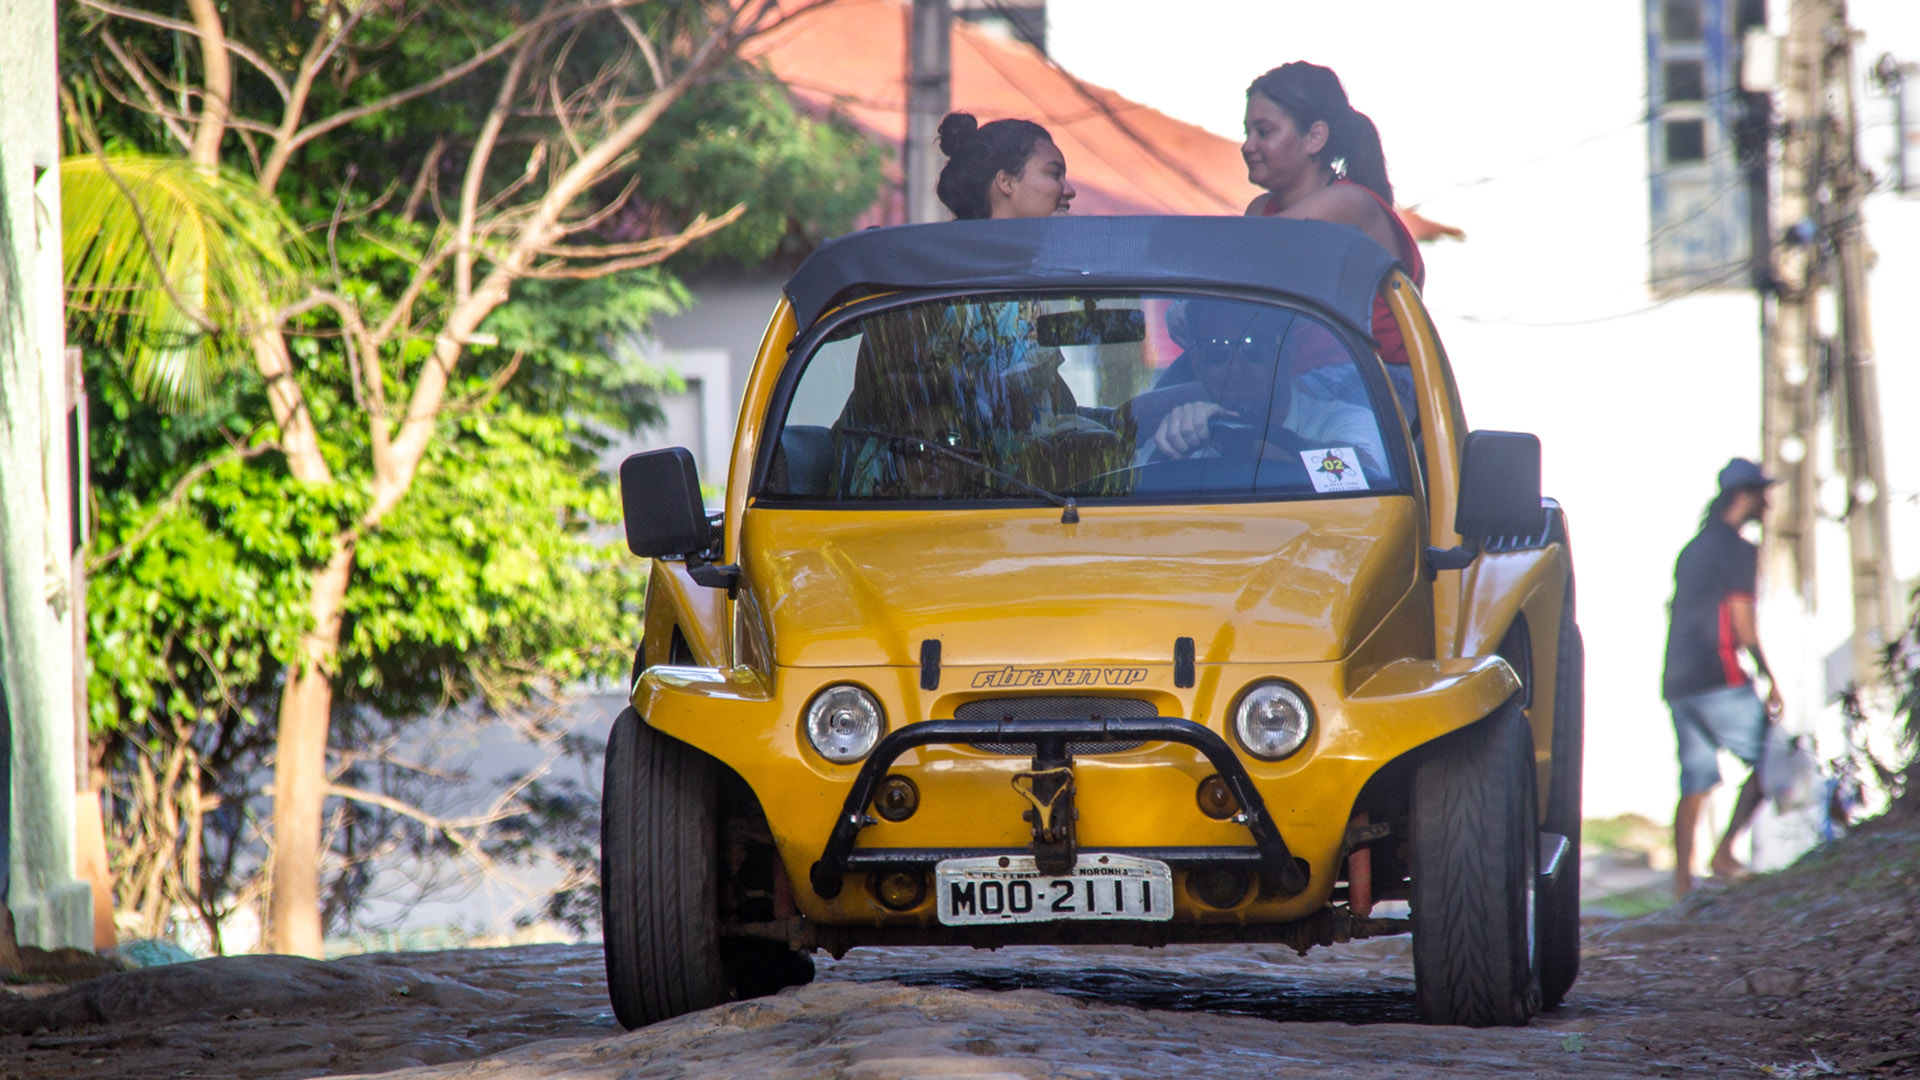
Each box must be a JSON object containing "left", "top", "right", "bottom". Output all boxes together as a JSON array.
[{"left": 1662, "top": 458, "right": 1783, "bottom": 898}]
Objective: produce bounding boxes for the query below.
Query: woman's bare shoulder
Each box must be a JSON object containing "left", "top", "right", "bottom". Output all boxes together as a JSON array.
[{"left": 1281, "top": 183, "right": 1380, "bottom": 227}]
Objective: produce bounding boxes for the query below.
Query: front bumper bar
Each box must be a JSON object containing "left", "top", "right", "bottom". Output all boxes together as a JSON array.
[{"left": 807, "top": 716, "right": 1310, "bottom": 900}]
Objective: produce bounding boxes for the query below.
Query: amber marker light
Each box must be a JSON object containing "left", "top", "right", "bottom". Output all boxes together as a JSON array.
[
  {"left": 1187, "top": 868, "right": 1252, "bottom": 909},
  {"left": 874, "top": 775, "right": 919, "bottom": 821},
  {"left": 874, "top": 871, "right": 926, "bottom": 910},
  {"left": 1196, "top": 774, "right": 1240, "bottom": 820}
]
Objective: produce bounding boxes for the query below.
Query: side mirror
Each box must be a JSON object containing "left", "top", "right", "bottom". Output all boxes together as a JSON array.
[
  {"left": 620, "top": 448, "right": 711, "bottom": 558},
  {"left": 1455, "top": 430, "right": 1544, "bottom": 539}
]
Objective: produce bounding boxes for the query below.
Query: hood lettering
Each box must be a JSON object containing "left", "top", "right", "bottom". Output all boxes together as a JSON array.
[{"left": 971, "top": 666, "right": 1149, "bottom": 688}]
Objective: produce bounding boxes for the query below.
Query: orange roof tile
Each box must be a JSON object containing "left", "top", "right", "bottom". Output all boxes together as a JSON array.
[
  {"left": 746, "top": 0, "right": 1259, "bottom": 220},
  {"left": 746, "top": 0, "right": 1463, "bottom": 242}
]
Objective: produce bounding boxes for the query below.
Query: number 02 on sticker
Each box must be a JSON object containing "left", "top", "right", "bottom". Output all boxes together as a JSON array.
[
  {"left": 934, "top": 853, "right": 1175, "bottom": 925},
  {"left": 1299, "top": 447, "right": 1369, "bottom": 493}
]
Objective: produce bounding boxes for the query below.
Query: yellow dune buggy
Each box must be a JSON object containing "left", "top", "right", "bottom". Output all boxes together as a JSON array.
[{"left": 600, "top": 215, "right": 1583, "bottom": 1029}]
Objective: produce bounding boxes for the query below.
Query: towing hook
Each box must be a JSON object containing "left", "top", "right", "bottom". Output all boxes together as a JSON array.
[
  {"left": 1012, "top": 764, "right": 1077, "bottom": 874},
  {"left": 1011, "top": 766, "right": 1075, "bottom": 837}
]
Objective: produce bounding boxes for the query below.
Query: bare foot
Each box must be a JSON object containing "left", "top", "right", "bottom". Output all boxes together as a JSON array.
[
  {"left": 1673, "top": 871, "right": 1693, "bottom": 900},
  {"left": 1709, "top": 854, "right": 1750, "bottom": 879}
]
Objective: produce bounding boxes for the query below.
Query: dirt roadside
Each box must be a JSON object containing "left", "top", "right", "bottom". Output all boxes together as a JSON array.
[{"left": 2, "top": 809, "right": 1915, "bottom": 1080}]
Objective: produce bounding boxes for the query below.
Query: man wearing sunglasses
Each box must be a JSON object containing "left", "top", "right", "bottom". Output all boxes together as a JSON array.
[{"left": 1147, "top": 300, "right": 1387, "bottom": 473}]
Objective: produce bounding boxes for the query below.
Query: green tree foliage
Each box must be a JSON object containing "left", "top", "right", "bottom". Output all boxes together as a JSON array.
[{"left": 66, "top": 0, "right": 881, "bottom": 946}]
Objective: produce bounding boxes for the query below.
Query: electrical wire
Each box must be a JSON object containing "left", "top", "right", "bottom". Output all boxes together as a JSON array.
[{"left": 1453, "top": 261, "right": 1753, "bottom": 328}]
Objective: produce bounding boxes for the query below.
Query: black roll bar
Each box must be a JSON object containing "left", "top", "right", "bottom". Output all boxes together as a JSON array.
[{"left": 807, "top": 716, "right": 1309, "bottom": 899}]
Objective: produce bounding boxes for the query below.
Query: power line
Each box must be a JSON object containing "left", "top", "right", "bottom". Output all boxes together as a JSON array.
[{"left": 1453, "top": 262, "right": 1751, "bottom": 328}]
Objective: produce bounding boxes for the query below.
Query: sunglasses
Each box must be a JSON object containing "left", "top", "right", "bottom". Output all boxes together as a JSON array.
[{"left": 1194, "top": 334, "right": 1282, "bottom": 366}]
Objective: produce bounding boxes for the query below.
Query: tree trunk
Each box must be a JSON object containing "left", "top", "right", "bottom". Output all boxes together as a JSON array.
[
  {"left": 185, "top": 0, "right": 231, "bottom": 169},
  {"left": 265, "top": 542, "right": 353, "bottom": 956}
]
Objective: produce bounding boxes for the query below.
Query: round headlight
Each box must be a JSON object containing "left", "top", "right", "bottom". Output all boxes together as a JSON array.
[
  {"left": 804, "top": 685, "right": 885, "bottom": 763},
  {"left": 1232, "top": 681, "right": 1313, "bottom": 760}
]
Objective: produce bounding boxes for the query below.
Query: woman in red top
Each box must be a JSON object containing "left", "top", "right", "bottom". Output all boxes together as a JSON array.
[{"left": 1241, "top": 62, "right": 1422, "bottom": 417}]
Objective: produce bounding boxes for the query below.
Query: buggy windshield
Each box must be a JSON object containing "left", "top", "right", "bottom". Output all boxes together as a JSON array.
[{"left": 758, "top": 292, "right": 1405, "bottom": 505}]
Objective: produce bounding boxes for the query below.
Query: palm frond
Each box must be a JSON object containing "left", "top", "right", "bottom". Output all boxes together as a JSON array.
[{"left": 61, "top": 155, "right": 310, "bottom": 409}]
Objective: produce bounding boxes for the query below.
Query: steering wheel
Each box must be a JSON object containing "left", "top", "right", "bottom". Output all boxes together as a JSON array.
[{"left": 1146, "top": 417, "right": 1312, "bottom": 464}]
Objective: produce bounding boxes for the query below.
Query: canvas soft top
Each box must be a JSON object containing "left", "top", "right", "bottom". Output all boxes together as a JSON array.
[{"left": 783, "top": 215, "right": 1401, "bottom": 336}]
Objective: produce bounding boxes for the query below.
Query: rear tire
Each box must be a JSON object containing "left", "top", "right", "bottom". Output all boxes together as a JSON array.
[
  {"left": 1539, "top": 597, "right": 1585, "bottom": 1008},
  {"left": 601, "top": 707, "right": 729, "bottom": 1030},
  {"left": 1411, "top": 701, "right": 1542, "bottom": 1027}
]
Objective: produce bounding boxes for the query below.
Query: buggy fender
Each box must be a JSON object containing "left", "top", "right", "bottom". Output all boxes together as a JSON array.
[
  {"left": 1335, "top": 655, "right": 1523, "bottom": 756},
  {"left": 639, "top": 561, "right": 729, "bottom": 671},
  {"left": 1448, "top": 544, "right": 1574, "bottom": 800},
  {"left": 1451, "top": 545, "right": 1571, "bottom": 663}
]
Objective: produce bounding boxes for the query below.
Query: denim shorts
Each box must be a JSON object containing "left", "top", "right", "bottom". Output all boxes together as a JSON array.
[{"left": 1668, "top": 684, "right": 1767, "bottom": 795}]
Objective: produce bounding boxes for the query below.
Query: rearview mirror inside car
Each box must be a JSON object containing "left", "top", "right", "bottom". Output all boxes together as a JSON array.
[{"left": 1035, "top": 308, "right": 1147, "bottom": 347}]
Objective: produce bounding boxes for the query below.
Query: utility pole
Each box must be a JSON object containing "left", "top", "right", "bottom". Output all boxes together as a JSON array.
[
  {"left": 1759, "top": 0, "right": 1822, "bottom": 614},
  {"left": 905, "top": 0, "right": 952, "bottom": 224},
  {"left": 1872, "top": 54, "right": 1912, "bottom": 194},
  {"left": 1760, "top": 0, "right": 1900, "bottom": 690},
  {"left": 1826, "top": 11, "right": 1902, "bottom": 685}
]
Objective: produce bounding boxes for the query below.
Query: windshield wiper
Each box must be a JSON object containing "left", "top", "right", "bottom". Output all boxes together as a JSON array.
[{"left": 840, "top": 426, "right": 1080, "bottom": 524}]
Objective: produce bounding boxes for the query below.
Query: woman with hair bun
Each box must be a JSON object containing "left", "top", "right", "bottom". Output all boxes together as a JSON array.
[
  {"left": 936, "top": 112, "right": 1076, "bottom": 220},
  {"left": 1241, "top": 62, "right": 1421, "bottom": 411},
  {"left": 831, "top": 114, "right": 1095, "bottom": 496}
]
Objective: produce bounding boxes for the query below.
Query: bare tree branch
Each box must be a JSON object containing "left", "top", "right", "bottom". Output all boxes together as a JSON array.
[
  {"left": 371, "top": 235, "right": 462, "bottom": 344},
  {"left": 279, "top": 289, "right": 390, "bottom": 433},
  {"left": 547, "top": 26, "right": 589, "bottom": 161},
  {"left": 612, "top": 7, "right": 666, "bottom": 90},
  {"left": 90, "top": 58, "right": 281, "bottom": 140},
  {"left": 549, "top": 172, "right": 643, "bottom": 237},
  {"left": 255, "top": 0, "right": 382, "bottom": 194},
  {"left": 79, "top": 0, "right": 292, "bottom": 101},
  {"left": 456, "top": 14, "right": 547, "bottom": 305},
  {"left": 401, "top": 138, "right": 446, "bottom": 221},
  {"left": 323, "top": 783, "right": 516, "bottom": 833},
  {"left": 258, "top": 1, "right": 582, "bottom": 194},
  {"left": 475, "top": 143, "right": 549, "bottom": 224},
  {"left": 440, "top": 350, "right": 523, "bottom": 417},
  {"left": 367, "top": 1, "right": 799, "bottom": 529},
  {"left": 535, "top": 203, "right": 745, "bottom": 258},
  {"left": 97, "top": 31, "right": 193, "bottom": 151}
]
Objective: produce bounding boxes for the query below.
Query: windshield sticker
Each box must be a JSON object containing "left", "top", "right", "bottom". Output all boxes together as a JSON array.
[{"left": 1300, "top": 448, "right": 1370, "bottom": 493}]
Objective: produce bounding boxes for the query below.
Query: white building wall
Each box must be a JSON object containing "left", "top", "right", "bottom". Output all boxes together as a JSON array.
[{"left": 0, "top": 0, "right": 92, "bottom": 951}]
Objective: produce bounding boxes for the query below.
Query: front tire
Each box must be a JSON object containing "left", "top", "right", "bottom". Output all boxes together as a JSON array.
[
  {"left": 601, "top": 707, "right": 729, "bottom": 1030},
  {"left": 1411, "top": 700, "right": 1542, "bottom": 1027}
]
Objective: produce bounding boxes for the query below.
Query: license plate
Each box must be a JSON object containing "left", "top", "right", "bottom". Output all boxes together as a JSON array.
[{"left": 934, "top": 853, "right": 1174, "bottom": 925}]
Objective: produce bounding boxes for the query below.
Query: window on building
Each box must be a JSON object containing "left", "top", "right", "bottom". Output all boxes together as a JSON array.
[
  {"left": 1665, "top": 118, "right": 1707, "bottom": 164},
  {"left": 1663, "top": 0, "right": 1703, "bottom": 42},
  {"left": 1664, "top": 59, "right": 1706, "bottom": 103}
]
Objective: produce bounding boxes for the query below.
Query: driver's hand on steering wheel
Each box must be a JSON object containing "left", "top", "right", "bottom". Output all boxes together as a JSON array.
[{"left": 1153, "top": 402, "right": 1234, "bottom": 459}]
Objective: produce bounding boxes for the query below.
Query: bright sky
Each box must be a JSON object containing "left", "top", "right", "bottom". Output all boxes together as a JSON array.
[{"left": 1049, "top": 0, "right": 1920, "bottom": 821}]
